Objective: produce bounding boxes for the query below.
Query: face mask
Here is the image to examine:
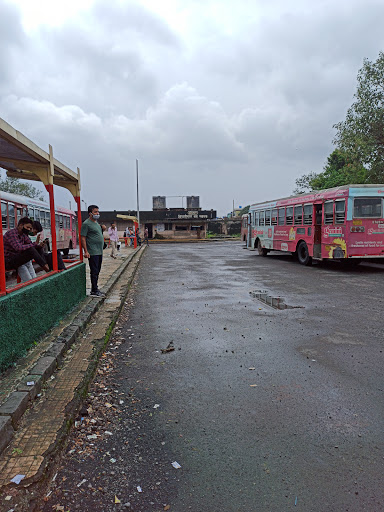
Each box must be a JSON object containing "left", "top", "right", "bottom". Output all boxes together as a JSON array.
[
  {"left": 22, "top": 227, "right": 31, "bottom": 234},
  {"left": 92, "top": 214, "right": 100, "bottom": 220}
]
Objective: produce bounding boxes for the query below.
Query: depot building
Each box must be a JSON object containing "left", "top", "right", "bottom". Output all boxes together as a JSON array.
[{"left": 82, "top": 196, "right": 217, "bottom": 240}]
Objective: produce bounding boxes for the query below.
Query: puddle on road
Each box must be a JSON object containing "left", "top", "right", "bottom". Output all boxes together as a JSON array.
[{"left": 250, "top": 290, "right": 304, "bottom": 310}]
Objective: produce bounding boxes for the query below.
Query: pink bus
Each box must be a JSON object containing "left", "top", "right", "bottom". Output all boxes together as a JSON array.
[{"left": 247, "top": 185, "right": 384, "bottom": 265}]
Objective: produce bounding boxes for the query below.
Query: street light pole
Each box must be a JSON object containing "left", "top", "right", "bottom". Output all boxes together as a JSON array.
[{"left": 136, "top": 159, "right": 140, "bottom": 231}]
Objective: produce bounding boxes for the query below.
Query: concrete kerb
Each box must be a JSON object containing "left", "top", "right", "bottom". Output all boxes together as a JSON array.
[
  {"left": 23, "top": 246, "right": 146, "bottom": 493},
  {"left": 0, "top": 246, "right": 145, "bottom": 458}
]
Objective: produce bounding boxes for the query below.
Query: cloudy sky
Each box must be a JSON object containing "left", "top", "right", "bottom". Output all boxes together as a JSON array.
[{"left": 1, "top": 0, "right": 384, "bottom": 216}]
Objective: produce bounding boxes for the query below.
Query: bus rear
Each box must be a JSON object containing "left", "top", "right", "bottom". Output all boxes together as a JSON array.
[{"left": 345, "top": 186, "right": 384, "bottom": 259}]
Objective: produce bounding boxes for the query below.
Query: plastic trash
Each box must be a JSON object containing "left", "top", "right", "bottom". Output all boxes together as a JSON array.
[
  {"left": 171, "top": 461, "right": 181, "bottom": 469},
  {"left": 10, "top": 474, "right": 25, "bottom": 484}
]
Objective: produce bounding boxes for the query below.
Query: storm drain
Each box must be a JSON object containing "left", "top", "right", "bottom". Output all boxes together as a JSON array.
[{"left": 250, "top": 290, "right": 303, "bottom": 310}]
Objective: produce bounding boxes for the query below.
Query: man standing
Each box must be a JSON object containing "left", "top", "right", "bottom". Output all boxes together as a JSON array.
[
  {"left": 108, "top": 222, "right": 119, "bottom": 259},
  {"left": 4, "top": 217, "right": 50, "bottom": 281},
  {"left": 81, "top": 205, "right": 105, "bottom": 297}
]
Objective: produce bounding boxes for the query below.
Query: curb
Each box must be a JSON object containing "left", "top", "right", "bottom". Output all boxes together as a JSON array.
[{"left": 0, "top": 247, "right": 145, "bottom": 459}]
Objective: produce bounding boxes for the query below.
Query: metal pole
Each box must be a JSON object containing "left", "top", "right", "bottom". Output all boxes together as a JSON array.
[
  {"left": 75, "top": 196, "right": 83, "bottom": 261},
  {"left": 48, "top": 145, "right": 58, "bottom": 271},
  {"left": 136, "top": 159, "right": 140, "bottom": 231},
  {"left": 0, "top": 207, "right": 6, "bottom": 295}
]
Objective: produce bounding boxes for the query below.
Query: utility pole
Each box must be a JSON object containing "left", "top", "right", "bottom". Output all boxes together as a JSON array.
[{"left": 136, "top": 159, "right": 140, "bottom": 230}]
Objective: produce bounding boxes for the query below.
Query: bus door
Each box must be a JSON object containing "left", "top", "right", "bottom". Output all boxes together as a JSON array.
[
  {"left": 313, "top": 203, "right": 322, "bottom": 258},
  {"left": 247, "top": 213, "right": 252, "bottom": 248}
]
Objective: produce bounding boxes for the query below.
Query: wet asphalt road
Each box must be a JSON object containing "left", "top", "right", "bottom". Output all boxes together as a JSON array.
[{"left": 42, "top": 242, "right": 384, "bottom": 512}]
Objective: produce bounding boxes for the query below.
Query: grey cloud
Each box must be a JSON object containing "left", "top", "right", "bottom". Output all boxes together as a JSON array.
[
  {"left": 90, "top": 0, "right": 181, "bottom": 48},
  {"left": 0, "top": 1, "right": 25, "bottom": 89}
]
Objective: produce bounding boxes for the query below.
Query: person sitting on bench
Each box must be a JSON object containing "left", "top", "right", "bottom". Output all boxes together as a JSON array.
[
  {"left": 4, "top": 217, "right": 50, "bottom": 281},
  {"left": 31, "top": 221, "right": 66, "bottom": 271}
]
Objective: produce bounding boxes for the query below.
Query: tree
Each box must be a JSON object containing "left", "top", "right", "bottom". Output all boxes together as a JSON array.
[
  {"left": 239, "top": 205, "right": 250, "bottom": 215},
  {"left": 293, "top": 172, "right": 319, "bottom": 194},
  {"left": 333, "top": 52, "right": 384, "bottom": 182},
  {"left": 293, "top": 149, "right": 367, "bottom": 194},
  {"left": 0, "top": 176, "right": 45, "bottom": 201}
]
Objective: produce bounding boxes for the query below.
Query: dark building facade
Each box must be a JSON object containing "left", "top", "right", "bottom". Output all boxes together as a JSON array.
[{"left": 82, "top": 208, "right": 217, "bottom": 240}]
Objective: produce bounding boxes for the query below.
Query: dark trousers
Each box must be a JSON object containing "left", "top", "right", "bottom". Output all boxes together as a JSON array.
[
  {"left": 5, "top": 246, "right": 47, "bottom": 271},
  {"left": 88, "top": 254, "right": 102, "bottom": 293},
  {"left": 43, "top": 250, "right": 66, "bottom": 271}
]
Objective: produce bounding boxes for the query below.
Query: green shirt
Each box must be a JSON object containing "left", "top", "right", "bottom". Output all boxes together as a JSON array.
[{"left": 81, "top": 218, "right": 104, "bottom": 256}]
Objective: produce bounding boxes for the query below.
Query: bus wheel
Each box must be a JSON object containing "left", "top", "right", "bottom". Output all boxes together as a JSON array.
[
  {"left": 297, "top": 241, "right": 312, "bottom": 266},
  {"left": 257, "top": 240, "right": 268, "bottom": 257}
]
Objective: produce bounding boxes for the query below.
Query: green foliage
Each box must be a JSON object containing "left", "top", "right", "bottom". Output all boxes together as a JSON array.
[
  {"left": 293, "top": 172, "right": 319, "bottom": 194},
  {"left": 239, "top": 205, "right": 250, "bottom": 215},
  {"left": 0, "top": 176, "right": 45, "bottom": 201},
  {"left": 294, "top": 150, "right": 367, "bottom": 193},
  {"left": 333, "top": 52, "right": 384, "bottom": 183}
]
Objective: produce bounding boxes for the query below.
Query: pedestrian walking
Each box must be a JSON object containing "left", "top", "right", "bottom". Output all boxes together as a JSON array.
[
  {"left": 81, "top": 205, "right": 106, "bottom": 297},
  {"left": 144, "top": 227, "right": 149, "bottom": 246},
  {"left": 136, "top": 228, "right": 142, "bottom": 246},
  {"left": 108, "top": 222, "right": 119, "bottom": 259}
]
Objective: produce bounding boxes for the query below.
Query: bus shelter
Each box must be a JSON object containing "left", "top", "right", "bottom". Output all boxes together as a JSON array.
[
  {"left": 0, "top": 117, "right": 83, "bottom": 295},
  {"left": 0, "top": 118, "right": 87, "bottom": 371},
  {"left": 116, "top": 214, "right": 139, "bottom": 248}
]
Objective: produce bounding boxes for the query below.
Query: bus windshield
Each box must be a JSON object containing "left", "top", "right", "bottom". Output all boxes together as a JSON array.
[{"left": 354, "top": 197, "right": 382, "bottom": 218}]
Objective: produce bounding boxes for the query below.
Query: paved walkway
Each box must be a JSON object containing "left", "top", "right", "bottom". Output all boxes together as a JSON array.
[{"left": 0, "top": 244, "right": 144, "bottom": 510}]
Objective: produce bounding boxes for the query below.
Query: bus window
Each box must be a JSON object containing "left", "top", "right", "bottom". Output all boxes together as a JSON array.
[
  {"left": 271, "top": 209, "right": 278, "bottom": 225},
  {"left": 303, "top": 204, "right": 313, "bottom": 225},
  {"left": 59, "top": 215, "right": 63, "bottom": 228},
  {"left": 28, "top": 207, "right": 34, "bottom": 220},
  {"left": 335, "top": 200, "right": 345, "bottom": 224},
  {"left": 56, "top": 214, "right": 59, "bottom": 229},
  {"left": 294, "top": 205, "right": 303, "bottom": 225},
  {"left": 255, "top": 211, "right": 259, "bottom": 226},
  {"left": 278, "top": 208, "right": 285, "bottom": 225},
  {"left": 265, "top": 210, "right": 271, "bottom": 226},
  {"left": 34, "top": 210, "right": 40, "bottom": 223},
  {"left": 1, "top": 202, "right": 7, "bottom": 229},
  {"left": 259, "top": 211, "right": 265, "bottom": 226},
  {"left": 8, "top": 204, "right": 15, "bottom": 228},
  {"left": 354, "top": 197, "right": 382, "bottom": 218},
  {"left": 45, "top": 211, "right": 51, "bottom": 228},
  {"left": 286, "top": 207, "right": 293, "bottom": 225},
  {"left": 17, "top": 207, "right": 23, "bottom": 223},
  {"left": 324, "top": 201, "right": 334, "bottom": 224}
]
